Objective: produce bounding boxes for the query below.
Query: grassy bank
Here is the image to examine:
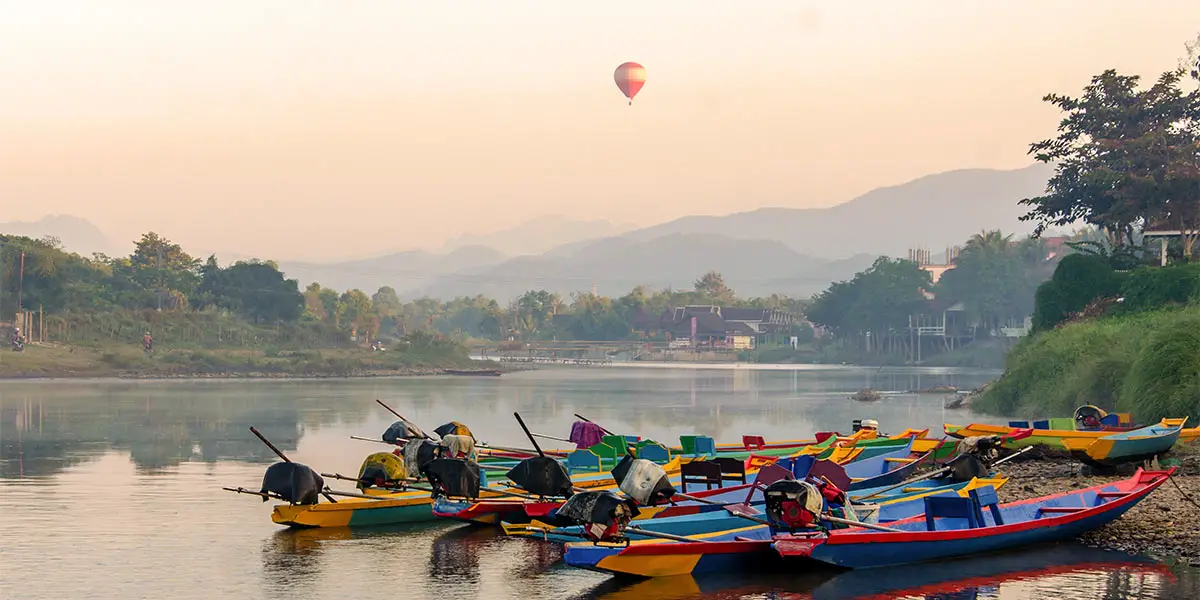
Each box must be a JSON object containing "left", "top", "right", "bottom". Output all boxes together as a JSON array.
[
  {"left": 974, "top": 305, "right": 1200, "bottom": 421},
  {"left": 0, "top": 343, "right": 484, "bottom": 379}
]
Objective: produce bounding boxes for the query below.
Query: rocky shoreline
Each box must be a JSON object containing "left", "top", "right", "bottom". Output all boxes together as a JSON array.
[{"left": 994, "top": 447, "right": 1200, "bottom": 566}]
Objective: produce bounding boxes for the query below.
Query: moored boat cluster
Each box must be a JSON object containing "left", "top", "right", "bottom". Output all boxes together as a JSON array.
[{"left": 223, "top": 402, "right": 1199, "bottom": 578}]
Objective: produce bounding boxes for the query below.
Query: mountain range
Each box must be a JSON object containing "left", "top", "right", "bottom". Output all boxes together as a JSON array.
[
  {"left": 1, "top": 163, "right": 1055, "bottom": 302},
  {"left": 0, "top": 215, "right": 117, "bottom": 256}
]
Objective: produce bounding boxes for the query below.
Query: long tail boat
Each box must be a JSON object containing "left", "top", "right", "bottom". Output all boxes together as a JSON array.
[
  {"left": 560, "top": 468, "right": 1172, "bottom": 577},
  {"left": 946, "top": 417, "right": 1200, "bottom": 450},
  {"left": 512, "top": 476, "right": 1008, "bottom": 542},
  {"left": 775, "top": 468, "right": 1174, "bottom": 568},
  {"left": 1061, "top": 418, "right": 1187, "bottom": 467}
]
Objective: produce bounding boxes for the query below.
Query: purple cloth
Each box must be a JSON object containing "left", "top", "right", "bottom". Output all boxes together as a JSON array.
[{"left": 569, "top": 421, "right": 605, "bottom": 449}]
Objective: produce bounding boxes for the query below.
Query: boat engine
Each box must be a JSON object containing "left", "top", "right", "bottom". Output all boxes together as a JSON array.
[
  {"left": 959, "top": 435, "right": 1003, "bottom": 465},
  {"left": 356, "top": 452, "right": 408, "bottom": 490},
  {"left": 764, "top": 479, "right": 825, "bottom": 532},
  {"left": 423, "top": 458, "right": 482, "bottom": 499},
  {"left": 946, "top": 452, "right": 989, "bottom": 482},
  {"left": 260, "top": 462, "right": 324, "bottom": 505},
  {"left": 554, "top": 490, "right": 641, "bottom": 542},
  {"left": 506, "top": 456, "right": 574, "bottom": 498},
  {"left": 403, "top": 438, "right": 442, "bottom": 481},
  {"left": 611, "top": 456, "right": 676, "bottom": 505}
]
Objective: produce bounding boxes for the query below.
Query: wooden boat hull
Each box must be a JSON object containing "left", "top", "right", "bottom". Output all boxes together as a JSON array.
[
  {"left": 945, "top": 422, "right": 1200, "bottom": 449},
  {"left": 1061, "top": 419, "right": 1185, "bottom": 467},
  {"left": 563, "top": 525, "right": 779, "bottom": 578},
  {"left": 271, "top": 491, "right": 434, "bottom": 528},
  {"left": 776, "top": 468, "right": 1172, "bottom": 569}
]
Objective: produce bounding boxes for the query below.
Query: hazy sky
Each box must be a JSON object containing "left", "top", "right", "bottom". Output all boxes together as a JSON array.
[{"left": 3, "top": 1, "right": 1199, "bottom": 261}]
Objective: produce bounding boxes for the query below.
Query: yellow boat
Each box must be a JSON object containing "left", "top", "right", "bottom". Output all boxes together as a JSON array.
[{"left": 946, "top": 419, "right": 1200, "bottom": 450}]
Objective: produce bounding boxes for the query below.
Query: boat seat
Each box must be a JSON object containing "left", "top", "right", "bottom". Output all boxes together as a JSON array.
[
  {"left": 1008, "top": 420, "right": 1031, "bottom": 428},
  {"left": 1032, "top": 420, "right": 1050, "bottom": 430},
  {"left": 680, "top": 460, "right": 723, "bottom": 492},
  {"left": 924, "top": 496, "right": 982, "bottom": 530},
  {"left": 1097, "top": 491, "right": 1131, "bottom": 499},
  {"left": 968, "top": 485, "right": 1003, "bottom": 526},
  {"left": 883, "top": 457, "right": 916, "bottom": 463},
  {"left": 710, "top": 457, "right": 747, "bottom": 486},
  {"left": 743, "top": 435, "right": 766, "bottom": 451}
]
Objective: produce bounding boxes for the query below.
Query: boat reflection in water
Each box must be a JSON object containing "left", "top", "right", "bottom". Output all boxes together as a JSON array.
[{"left": 576, "top": 543, "right": 1182, "bottom": 600}]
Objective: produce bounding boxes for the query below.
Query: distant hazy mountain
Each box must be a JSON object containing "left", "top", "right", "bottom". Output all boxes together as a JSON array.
[
  {"left": 442, "top": 215, "right": 633, "bottom": 256},
  {"left": 553, "top": 164, "right": 1053, "bottom": 260},
  {"left": 278, "top": 245, "right": 507, "bottom": 293},
  {"left": 0, "top": 215, "right": 116, "bottom": 255},
  {"left": 409, "top": 233, "right": 877, "bottom": 301}
]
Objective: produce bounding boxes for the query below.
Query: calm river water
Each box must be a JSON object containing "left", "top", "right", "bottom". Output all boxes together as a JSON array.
[{"left": 1, "top": 366, "right": 1196, "bottom": 600}]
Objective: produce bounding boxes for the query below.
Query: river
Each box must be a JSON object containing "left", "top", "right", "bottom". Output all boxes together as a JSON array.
[{"left": 1, "top": 366, "right": 1195, "bottom": 599}]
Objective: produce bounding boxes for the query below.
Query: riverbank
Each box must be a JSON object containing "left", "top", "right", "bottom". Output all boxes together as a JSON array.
[
  {"left": 0, "top": 343, "right": 494, "bottom": 379},
  {"left": 996, "top": 446, "right": 1200, "bottom": 566}
]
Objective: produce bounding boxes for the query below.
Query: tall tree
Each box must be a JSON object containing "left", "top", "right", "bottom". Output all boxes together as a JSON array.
[{"left": 694, "top": 271, "right": 735, "bottom": 304}]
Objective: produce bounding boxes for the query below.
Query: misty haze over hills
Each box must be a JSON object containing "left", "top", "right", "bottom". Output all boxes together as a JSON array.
[
  {"left": 0, "top": 215, "right": 117, "bottom": 256},
  {"left": 441, "top": 215, "right": 634, "bottom": 256},
  {"left": 2, "top": 164, "right": 1054, "bottom": 302}
]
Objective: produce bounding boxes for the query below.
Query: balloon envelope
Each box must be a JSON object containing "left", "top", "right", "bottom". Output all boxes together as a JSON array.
[{"left": 614, "top": 62, "right": 646, "bottom": 102}]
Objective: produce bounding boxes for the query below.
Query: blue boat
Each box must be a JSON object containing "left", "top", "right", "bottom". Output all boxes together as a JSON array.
[
  {"left": 782, "top": 438, "right": 931, "bottom": 492},
  {"left": 522, "top": 476, "right": 1007, "bottom": 542},
  {"left": 560, "top": 468, "right": 1172, "bottom": 577},
  {"left": 774, "top": 468, "right": 1174, "bottom": 569},
  {"left": 1061, "top": 418, "right": 1187, "bottom": 467}
]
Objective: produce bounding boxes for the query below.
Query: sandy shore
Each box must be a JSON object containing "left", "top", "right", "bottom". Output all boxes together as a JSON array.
[{"left": 995, "top": 447, "right": 1200, "bottom": 566}]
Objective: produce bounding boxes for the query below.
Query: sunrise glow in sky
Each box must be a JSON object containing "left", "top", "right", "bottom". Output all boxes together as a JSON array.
[{"left": 2, "top": 1, "right": 1199, "bottom": 260}]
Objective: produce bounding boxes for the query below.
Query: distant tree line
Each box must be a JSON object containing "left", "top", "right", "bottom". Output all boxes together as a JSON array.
[
  {"left": 805, "top": 230, "right": 1059, "bottom": 355},
  {"left": 0, "top": 232, "right": 811, "bottom": 345}
]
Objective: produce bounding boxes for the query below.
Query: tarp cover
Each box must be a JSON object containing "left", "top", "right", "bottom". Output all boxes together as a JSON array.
[
  {"left": 568, "top": 421, "right": 605, "bottom": 449},
  {"left": 404, "top": 439, "right": 441, "bottom": 479},
  {"left": 613, "top": 457, "right": 675, "bottom": 505},
  {"left": 357, "top": 452, "right": 407, "bottom": 489},
  {"left": 260, "top": 462, "right": 324, "bottom": 505},
  {"left": 433, "top": 421, "right": 474, "bottom": 440},
  {"left": 554, "top": 490, "right": 640, "bottom": 526},
  {"left": 440, "top": 434, "right": 477, "bottom": 461},
  {"left": 424, "top": 458, "right": 481, "bottom": 499},
  {"left": 506, "top": 456, "right": 574, "bottom": 498},
  {"left": 947, "top": 453, "right": 988, "bottom": 482},
  {"left": 382, "top": 419, "right": 425, "bottom": 443}
]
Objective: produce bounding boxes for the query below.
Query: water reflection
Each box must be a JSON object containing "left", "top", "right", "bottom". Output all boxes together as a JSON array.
[
  {"left": 574, "top": 543, "right": 1179, "bottom": 600},
  {"left": 0, "top": 368, "right": 999, "bottom": 480},
  {"left": 1, "top": 370, "right": 1198, "bottom": 600}
]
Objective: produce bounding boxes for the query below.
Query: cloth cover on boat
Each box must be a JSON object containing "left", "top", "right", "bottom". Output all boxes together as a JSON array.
[
  {"left": 440, "top": 434, "right": 477, "bottom": 461},
  {"left": 569, "top": 421, "right": 606, "bottom": 449},
  {"left": 613, "top": 457, "right": 676, "bottom": 505},
  {"left": 382, "top": 419, "right": 425, "bottom": 443},
  {"left": 260, "top": 462, "right": 325, "bottom": 505},
  {"left": 404, "top": 439, "right": 441, "bottom": 478},
  {"left": 356, "top": 452, "right": 408, "bottom": 489},
  {"left": 554, "top": 490, "right": 640, "bottom": 526},
  {"left": 423, "top": 458, "right": 481, "bottom": 499},
  {"left": 947, "top": 453, "right": 988, "bottom": 482},
  {"left": 506, "top": 456, "right": 574, "bottom": 498},
  {"left": 433, "top": 421, "right": 475, "bottom": 440}
]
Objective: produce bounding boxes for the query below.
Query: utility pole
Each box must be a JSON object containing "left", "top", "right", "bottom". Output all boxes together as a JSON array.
[
  {"left": 157, "top": 246, "right": 164, "bottom": 311},
  {"left": 17, "top": 250, "right": 24, "bottom": 318}
]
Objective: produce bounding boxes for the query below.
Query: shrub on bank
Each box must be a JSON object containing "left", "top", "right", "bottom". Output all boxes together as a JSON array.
[{"left": 974, "top": 306, "right": 1197, "bottom": 421}]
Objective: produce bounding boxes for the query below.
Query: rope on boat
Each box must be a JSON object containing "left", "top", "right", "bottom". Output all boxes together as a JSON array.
[{"left": 1169, "top": 474, "right": 1200, "bottom": 510}]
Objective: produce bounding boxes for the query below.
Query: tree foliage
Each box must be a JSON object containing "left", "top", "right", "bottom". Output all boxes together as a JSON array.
[{"left": 1021, "top": 66, "right": 1200, "bottom": 256}]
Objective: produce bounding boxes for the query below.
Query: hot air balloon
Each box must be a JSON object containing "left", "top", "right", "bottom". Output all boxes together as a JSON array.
[{"left": 614, "top": 62, "right": 646, "bottom": 105}]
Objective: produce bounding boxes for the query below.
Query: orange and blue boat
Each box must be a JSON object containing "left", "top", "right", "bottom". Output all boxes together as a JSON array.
[
  {"left": 1061, "top": 418, "right": 1187, "bottom": 467},
  {"left": 561, "top": 468, "right": 1173, "bottom": 577}
]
